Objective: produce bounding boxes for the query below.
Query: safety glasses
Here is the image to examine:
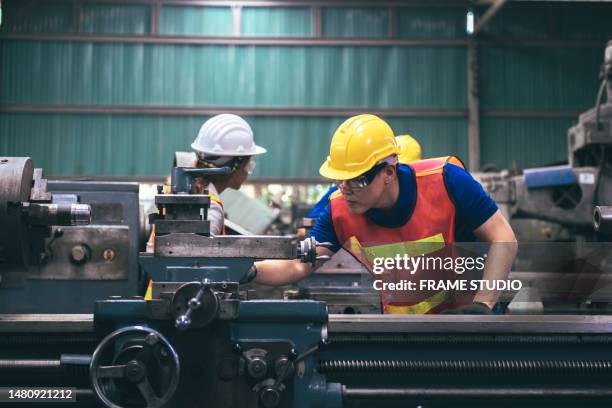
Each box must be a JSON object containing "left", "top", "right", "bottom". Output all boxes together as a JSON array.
[
  {"left": 245, "top": 158, "right": 256, "bottom": 175},
  {"left": 336, "top": 162, "right": 387, "bottom": 192}
]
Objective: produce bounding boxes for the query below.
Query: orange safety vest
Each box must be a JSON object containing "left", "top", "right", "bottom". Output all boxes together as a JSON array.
[
  {"left": 207, "top": 189, "right": 227, "bottom": 236},
  {"left": 330, "top": 156, "right": 472, "bottom": 314}
]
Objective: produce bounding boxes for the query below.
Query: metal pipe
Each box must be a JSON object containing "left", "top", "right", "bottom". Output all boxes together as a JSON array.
[
  {"left": 0, "top": 333, "right": 99, "bottom": 344},
  {"left": 0, "top": 354, "right": 92, "bottom": 371},
  {"left": 0, "top": 360, "right": 61, "bottom": 370},
  {"left": 467, "top": 38, "right": 480, "bottom": 172},
  {"left": 75, "top": 389, "right": 95, "bottom": 399},
  {"left": 473, "top": 0, "right": 507, "bottom": 35},
  {"left": 342, "top": 387, "right": 612, "bottom": 399},
  {"left": 0, "top": 33, "right": 467, "bottom": 46},
  {"left": 17, "top": 0, "right": 469, "bottom": 8},
  {"left": 328, "top": 333, "right": 612, "bottom": 345},
  {"left": 0, "top": 33, "right": 603, "bottom": 48},
  {"left": 606, "top": 41, "right": 612, "bottom": 101},
  {"left": 0, "top": 104, "right": 582, "bottom": 118},
  {"left": 327, "top": 315, "right": 612, "bottom": 334},
  {"left": 0, "top": 104, "right": 468, "bottom": 117}
]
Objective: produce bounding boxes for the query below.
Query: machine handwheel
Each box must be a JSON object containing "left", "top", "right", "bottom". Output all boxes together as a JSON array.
[{"left": 90, "top": 326, "right": 180, "bottom": 408}]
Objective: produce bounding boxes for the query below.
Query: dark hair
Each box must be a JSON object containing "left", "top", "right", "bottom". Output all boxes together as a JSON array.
[{"left": 194, "top": 156, "right": 249, "bottom": 193}]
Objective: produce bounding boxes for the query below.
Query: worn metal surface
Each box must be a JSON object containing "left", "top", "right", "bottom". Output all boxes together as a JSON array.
[
  {"left": 155, "top": 220, "right": 211, "bottom": 235},
  {"left": 0, "top": 179, "right": 143, "bottom": 313},
  {"left": 35, "top": 225, "right": 129, "bottom": 280},
  {"left": 155, "top": 234, "right": 297, "bottom": 259},
  {"left": 0, "top": 157, "right": 33, "bottom": 271}
]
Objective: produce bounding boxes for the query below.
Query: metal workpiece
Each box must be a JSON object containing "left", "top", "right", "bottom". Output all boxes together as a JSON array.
[
  {"left": 155, "top": 234, "right": 297, "bottom": 259},
  {"left": 594, "top": 206, "right": 612, "bottom": 232},
  {"left": 297, "top": 236, "right": 332, "bottom": 266},
  {"left": 22, "top": 202, "right": 92, "bottom": 226}
]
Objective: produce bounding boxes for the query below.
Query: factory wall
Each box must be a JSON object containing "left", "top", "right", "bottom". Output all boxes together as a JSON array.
[{"left": 0, "top": 1, "right": 611, "bottom": 178}]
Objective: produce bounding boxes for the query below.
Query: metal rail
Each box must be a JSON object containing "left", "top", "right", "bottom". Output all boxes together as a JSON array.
[
  {"left": 343, "top": 387, "right": 612, "bottom": 399},
  {"left": 3, "top": 314, "right": 612, "bottom": 334},
  {"left": 328, "top": 315, "right": 612, "bottom": 334}
]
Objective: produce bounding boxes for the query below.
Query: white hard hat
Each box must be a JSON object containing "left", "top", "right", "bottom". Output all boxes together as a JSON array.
[{"left": 191, "top": 114, "right": 266, "bottom": 157}]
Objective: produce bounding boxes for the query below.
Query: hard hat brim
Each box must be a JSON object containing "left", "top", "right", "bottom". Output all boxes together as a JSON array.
[
  {"left": 251, "top": 145, "right": 267, "bottom": 155},
  {"left": 319, "top": 160, "right": 369, "bottom": 181},
  {"left": 191, "top": 143, "right": 267, "bottom": 156}
]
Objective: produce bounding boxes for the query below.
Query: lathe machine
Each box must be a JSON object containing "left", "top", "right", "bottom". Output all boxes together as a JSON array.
[{"left": 2, "top": 154, "right": 612, "bottom": 408}]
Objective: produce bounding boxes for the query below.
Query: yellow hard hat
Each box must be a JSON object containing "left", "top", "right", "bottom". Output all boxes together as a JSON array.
[
  {"left": 319, "top": 114, "right": 398, "bottom": 180},
  {"left": 397, "top": 134, "right": 422, "bottom": 163}
]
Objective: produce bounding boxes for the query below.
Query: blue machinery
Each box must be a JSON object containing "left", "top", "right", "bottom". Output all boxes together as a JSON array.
[{"left": 2, "top": 158, "right": 612, "bottom": 408}]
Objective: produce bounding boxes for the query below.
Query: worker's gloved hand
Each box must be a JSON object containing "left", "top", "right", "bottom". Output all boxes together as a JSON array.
[{"left": 442, "top": 302, "right": 492, "bottom": 315}]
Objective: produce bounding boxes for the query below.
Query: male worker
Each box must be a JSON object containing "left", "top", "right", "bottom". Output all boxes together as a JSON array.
[
  {"left": 253, "top": 114, "right": 517, "bottom": 314},
  {"left": 307, "top": 134, "right": 422, "bottom": 220},
  {"left": 190, "top": 114, "right": 266, "bottom": 235}
]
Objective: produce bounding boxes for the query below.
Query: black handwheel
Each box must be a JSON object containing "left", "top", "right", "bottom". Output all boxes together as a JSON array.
[{"left": 90, "top": 326, "right": 180, "bottom": 408}]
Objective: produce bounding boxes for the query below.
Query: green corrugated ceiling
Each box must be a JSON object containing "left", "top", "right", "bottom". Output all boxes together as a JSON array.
[{"left": 0, "top": 1, "right": 610, "bottom": 178}]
